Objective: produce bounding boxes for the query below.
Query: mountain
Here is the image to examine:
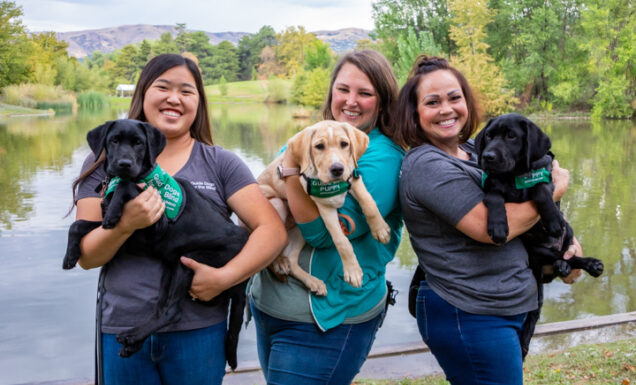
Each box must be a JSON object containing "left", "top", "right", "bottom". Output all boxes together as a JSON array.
[{"left": 56, "top": 24, "right": 370, "bottom": 59}]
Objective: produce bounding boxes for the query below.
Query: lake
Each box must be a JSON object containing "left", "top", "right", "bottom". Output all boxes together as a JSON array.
[{"left": 0, "top": 104, "right": 634, "bottom": 384}]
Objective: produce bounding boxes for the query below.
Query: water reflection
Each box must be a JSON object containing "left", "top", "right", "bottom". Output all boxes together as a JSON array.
[{"left": 0, "top": 106, "right": 633, "bottom": 384}]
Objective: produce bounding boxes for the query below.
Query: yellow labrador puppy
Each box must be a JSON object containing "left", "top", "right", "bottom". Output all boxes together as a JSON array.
[{"left": 258, "top": 120, "right": 391, "bottom": 296}]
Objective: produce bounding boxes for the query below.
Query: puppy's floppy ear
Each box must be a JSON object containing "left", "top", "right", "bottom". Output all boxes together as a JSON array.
[
  {"left": 523, "top": 117, "right": 551, "bottom": 169},
  {"left": 342, "top": 122, "right": 369, "bottom": 168},
  {"left": 287, "top": 125, "right": 315, "bottom": 173},
  {"left": 138, "top": 120, "right": 166, "bottom": 166},
  {"left": 86, "top": 120, "right": 115, "bottom": 161},
  {"left": 473, "top": 118, "right": 493, "bottom": 157}
]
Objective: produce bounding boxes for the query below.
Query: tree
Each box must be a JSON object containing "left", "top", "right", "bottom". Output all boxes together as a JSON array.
[
  {"left": 28, "top": 31, "right": 69, "bottom": 85},
  {"left": 257, "top": 46, "right": 284, "bottom": 79},
  {"left": 110, "top": 44, "right": 140, "bottom": 84},
  {"left": 371, "top": 0, "right": 455, "bottom": 66},
  {"left": 153, "top": 32, "right": 178, "bottom": 55},
  {"left": 276, "top": 26, "right": 317, "bottom": 77},
  {"left": 304, "top": 40, "right": 334, "bottom": 71},
  {"left": 238, "top": 25, "right": 277, "bottom": 80},
  {"left": 449, "top": 0, "right": 517, "bottom": 115},
  {"left": 291, "top": 67, "right": 330, "bottom": 107},
  {"left": 395, "top": 26, "right": 442, "bottom": 84},
  {"left": 200, "top": 40, "right": 240, "bottom": 83},
  {"left": 0, "top": 0, "right": 31, "bottom": 87},
  {"left": 174, "top": 23, "right": 191, "bottom": 53},
  {"left": 579, "top": 0, "right": 635, "bottom": 118}
]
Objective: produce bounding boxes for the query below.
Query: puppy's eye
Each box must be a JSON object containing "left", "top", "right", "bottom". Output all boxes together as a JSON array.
[
  {"left": 340, "top": 141, "right": 349, "bottom": 148},
  {"left": 506, "top": 132, "right": 517, "bottom": 139},
  {"left": 315, "top": 143, "right": 325, "bottom": 150},
  {"left": 110, "top": 137, "right": 119, "bottom": 144},
  {"left": 134, "top": 139, "right": 143, "bottom": 146}
]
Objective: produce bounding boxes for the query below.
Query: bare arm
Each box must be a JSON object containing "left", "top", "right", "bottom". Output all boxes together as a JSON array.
[
  {"left": 457, "top": 159, "right": 571, "bottom": 244},
  {"left": 182, "top": 183, "right": 287, "bottom": 301},
  {"left": 76, "top": 187, "right": 165, "bottom": 269}
]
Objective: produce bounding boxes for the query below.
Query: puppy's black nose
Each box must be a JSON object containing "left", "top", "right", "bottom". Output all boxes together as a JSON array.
[
  {"left": 117, "top": 159, "right": 133, "bottom": 169},
  {"left": 482, "top": 152, "right": 496, "bottom": 162},
  {"left": 330, "top": 163, "right": 344, "bottom": 178}
]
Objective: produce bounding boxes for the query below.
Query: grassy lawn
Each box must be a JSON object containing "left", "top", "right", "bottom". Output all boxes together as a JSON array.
[
  {"left": 354, "top": 338, "right": 635, "bottom": 385},
  {"left": 0, "top": 102, "right": 54, "bottom": 117},
  {"left": 206, "top": 79, "right": 293, "bottom": 103}
]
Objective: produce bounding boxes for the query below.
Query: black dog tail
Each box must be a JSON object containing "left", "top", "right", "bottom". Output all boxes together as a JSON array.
[
  {"left": 225, "top": 280, "right": 248, "bottom": 371},
  {"left": 63, "top": 220, "right": 102, "bottom": 269}
]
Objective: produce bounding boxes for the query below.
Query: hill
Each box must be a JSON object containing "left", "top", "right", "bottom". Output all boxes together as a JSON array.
[{"left": 56, "top": 24, "right": 370, "bottom": 58}]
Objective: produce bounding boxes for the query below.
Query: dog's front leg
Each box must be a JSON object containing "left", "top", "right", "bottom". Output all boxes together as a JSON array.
[
  {"left": 531, "top": 184, "right": 565, "bottom": 237},
  {"left": 483, "top": 181, "right": 509, "bottom": 244},
  {"left": 102, "top": 181, "right": 140, "bottom": 229},
  {"left": 316, "top": 204, "right": 363, "bottom": 288},
  {"left": 349, "top": 177, "right": 391, "bottom": 244}
]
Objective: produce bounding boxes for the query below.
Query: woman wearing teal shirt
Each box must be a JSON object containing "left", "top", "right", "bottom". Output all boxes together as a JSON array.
[{"left": 249, "top": 50, "right": 405, "bottom": 384}]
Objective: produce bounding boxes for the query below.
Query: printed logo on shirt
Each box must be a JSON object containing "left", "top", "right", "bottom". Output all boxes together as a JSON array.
[{"left": 190, "top": 181, "right": 217, "bottom": 191}]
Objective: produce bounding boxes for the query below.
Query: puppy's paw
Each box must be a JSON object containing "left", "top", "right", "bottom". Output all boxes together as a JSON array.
[
  {"left": 343, "top": 263, "right": 363, "bottom": 288},
  {"left": 488, "top": 222, "right": 508, "bottom": 245},
  {"left": 102, "top": 215, "right": 120, "bottom": 229},
  {"left": 553, "top": 259, "right": 572, "bottom": 277},
  {"left": 305, "top": 277, "right": 328, "bottom": 296},
  {"left": 271, "top": 255, "right": 291, "bottom": 275},
  {"left": 116, "top": 334, "right": 144, "bottom": 357},
  {"left": 371, "top": 220, "right": 391, "bottom": 244},
  {"left": 585, "top": 259, "right": 604, "bottom": 277}
]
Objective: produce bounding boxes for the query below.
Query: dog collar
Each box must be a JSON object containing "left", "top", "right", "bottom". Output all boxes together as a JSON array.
[
  {"left": 105, "top": 165, "right": 184, "bottom": 220},
  {"left": 481, "top": 167, "right": 551, "bottom": 189},
  {"left": 302, "top": 169, "right": 360, "bottom": 198}
]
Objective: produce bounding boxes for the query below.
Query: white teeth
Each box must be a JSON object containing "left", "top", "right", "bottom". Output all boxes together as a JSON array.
[
  {"left": 438, "top": 119, "right": 456, "bottom": 125},
  {"left": 163, "top": 111, "right": 180, "bottom": 117},
  {"left": 343, "top": 110, "right": 360, "bottom": 117}
]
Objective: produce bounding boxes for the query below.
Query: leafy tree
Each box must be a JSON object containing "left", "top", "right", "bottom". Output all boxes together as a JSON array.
[
  {"left": 0, "top": 0, "right": 31, "bottom": 87},
  {"left": 137, "top": 40, "right": 152, "bottom": 69},
  {"left": 304, "top": 39, "right": 334, "bottom": 71},
  {"left": 175, "top": 23, "right": 190, "bottom": 53},
  {"left": 200, "top": 40, "right": 239, "bottom": 83},
  {"left": 579, "top": 0, "right": 635, "bottom": 118},
  {"left": 395, "top": 26, "right": 442, "bottom": 84},
  {"left": 291, "top": 67, "right": 330, "bottom": 107},
  {"left": 218, "top": 75, "right": 228, "bottom": 96},
  {"left": 110, "top": 44, "right": 140, "bottom": 84},
  {"left": 371, "top": 0, "right": 454, "bottom": 66},
  {"left": 238, "top": 25, "right": 277, "bottom": 80},
  {"left": 449, "top": 0, "right": 517, "bottom": 115},
  {"left": 28, "top": 32, "right": 69, "bottom": 85},
  {"left": 257, "top": 46, "right": 284, "bottom": 79},
  {"left": 276, "top": 26, "right": 317, "bottom": 77},
  {"left": 153, "top": 32, "right": 178, "bottom": 55}
]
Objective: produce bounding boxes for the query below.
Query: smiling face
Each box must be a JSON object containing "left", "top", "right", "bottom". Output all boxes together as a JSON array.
[
  {"left": 142, "top": 65, "right": 199, "bottom": 141},
  {"left": 330, "top": 63, "right": 379, "bottom": 132},
  {"left": 416, "top": 69, "right": 469, "bottom": 150}
]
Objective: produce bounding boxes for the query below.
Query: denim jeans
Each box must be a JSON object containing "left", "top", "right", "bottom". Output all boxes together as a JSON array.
[
  {"left": 250, "top": 300, "right": 383, "bottom": 385},
  {"left": 416, "top": 281, "right": 526, "bottom": 385},
  {"left": 101, "top": 320, "right": 227, "bottom": 385}
]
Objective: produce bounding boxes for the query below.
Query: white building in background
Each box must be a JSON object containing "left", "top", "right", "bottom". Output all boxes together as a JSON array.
[{"left": 115, "top": 84, "right": 135, "bottom": 97}]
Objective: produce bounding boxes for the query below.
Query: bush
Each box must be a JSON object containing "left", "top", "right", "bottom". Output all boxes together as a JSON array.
[
  {"left": 265, "top": 76, "right": 288, "bottom": 103},
  {"left": 77, "top": 91, "right": 109, "bottom": 110},
  {"left": 1, "top": 84, "right": 76, "bottom": 112},
  {"left": 291, "top": 68, "right": 330, "bottom": 107}
]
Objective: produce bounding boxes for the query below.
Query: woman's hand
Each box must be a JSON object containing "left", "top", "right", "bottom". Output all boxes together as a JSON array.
[
  {"left": 552, "top": 159, "right": 570, "bottom": 202},
  {"left": 560, "top": 236, "right": 583, "bottom": 284},
  {"left": 181, "top": 256, "right": 230, "bottom": 301},
  {"left": 118, "top": 186, "right": 165, "bottom": 233}
]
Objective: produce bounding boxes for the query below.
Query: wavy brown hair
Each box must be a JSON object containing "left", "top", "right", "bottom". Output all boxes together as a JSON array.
[
  {"left": 393, "top": 55, "right": 482, "bottom": 149},
  {"left": 70, "top": 54, "right": 211, "bottom": 207},
  {"left": 321, "top": 50, "right": 400, "bottom": 145}
]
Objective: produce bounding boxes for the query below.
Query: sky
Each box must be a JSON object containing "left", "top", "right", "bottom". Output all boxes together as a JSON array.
[{"left": 15, "top": 0, "right": 376, "bottom": 33}]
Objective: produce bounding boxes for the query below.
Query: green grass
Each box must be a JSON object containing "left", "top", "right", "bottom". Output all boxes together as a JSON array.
[
  {"left": 205, "top": 79, "right": 293, "bottom": 103},
  {"left": 354, "top": 338, "right": 636, "bottom": 385},
  {"left": 0, "top": 102, "right": 54, "bottom": 117}
]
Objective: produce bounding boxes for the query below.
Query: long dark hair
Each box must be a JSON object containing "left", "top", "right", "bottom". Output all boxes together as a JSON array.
[
  {"left": 393, "top": 55, "right": 482, "bottom": 149},
  {"left": 70, "top": 54, "right": 211, "bottom": 206},
  {"left": 321, "top": 50, "right": 400, "bottom": 145}
]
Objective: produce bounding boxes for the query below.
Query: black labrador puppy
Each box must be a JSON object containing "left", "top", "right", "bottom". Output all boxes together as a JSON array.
[
  {"left": 474, "top": 113, "right": 604, "bottom": 357},
  {"left": 63, "top": 119, "right": 248, "bottom": 369}
]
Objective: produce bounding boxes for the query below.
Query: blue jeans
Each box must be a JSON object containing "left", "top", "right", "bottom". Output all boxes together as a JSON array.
[
  {"left": 250, "top": 300, "right": 383, "bottom": 385},
  {"left": 416, "top": 281, "right": 526, "bottom": 385},
  {"left": 102, "top": 321, "right": 227, "bottom": 385}
]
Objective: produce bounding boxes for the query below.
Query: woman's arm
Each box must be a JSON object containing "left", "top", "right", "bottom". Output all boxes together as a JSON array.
[
  {"left": 456, "top": 159, "right": 571, "bottom": 244},
  {"left": 76, "top": 187, "right": 165, "bottom": 269},
  {"left": 181, "top": 184, "right": 286, "bottom": 301}
]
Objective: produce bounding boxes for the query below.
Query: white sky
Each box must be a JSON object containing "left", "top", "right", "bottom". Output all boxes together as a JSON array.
[{"left": 15, "top": 0, "right": 375, "bottom": 33}]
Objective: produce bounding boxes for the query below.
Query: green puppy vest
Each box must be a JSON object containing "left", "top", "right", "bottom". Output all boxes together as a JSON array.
[
  {"left": 481, "top": 167, "right": 551, "bottom": 189},
  {"left": 105, "top": 164, "right": 183, "bottom": 220}
]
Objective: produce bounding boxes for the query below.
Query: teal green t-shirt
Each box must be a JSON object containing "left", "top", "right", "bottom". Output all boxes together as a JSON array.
[{"left": 250, "top": 128, "right": 404, "bottom": 331}]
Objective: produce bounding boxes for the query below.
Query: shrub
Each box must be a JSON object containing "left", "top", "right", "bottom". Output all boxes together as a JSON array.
[{"left": 265, "top": 76, "right": 288, "bottom": 103}]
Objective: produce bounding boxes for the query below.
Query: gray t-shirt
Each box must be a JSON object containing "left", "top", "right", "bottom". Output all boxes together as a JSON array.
[
  {"left": 399, "top": 141, "right": 537, "bottom": 316},
  {"left": 76, "top": 140, "right": 256, "bottom": 333}
]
